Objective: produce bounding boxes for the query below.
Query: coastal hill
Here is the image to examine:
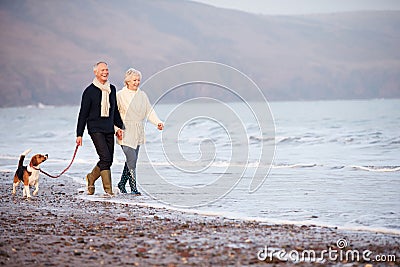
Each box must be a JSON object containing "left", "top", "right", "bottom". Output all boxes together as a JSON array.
[{"left": 0, "top": 0, "right": 399, "bottom": 107}]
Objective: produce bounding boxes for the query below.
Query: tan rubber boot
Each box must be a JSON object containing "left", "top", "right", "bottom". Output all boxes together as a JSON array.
[
  {"left": 86, "top": 165, "right": 100, "bottom": 195},
  {"left": 100, "top": 170, "right": 113, "bottom": 195}
]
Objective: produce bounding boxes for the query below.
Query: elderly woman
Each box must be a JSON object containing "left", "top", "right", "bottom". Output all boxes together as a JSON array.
[{"left": 116, "top": 68, "right": 163, "bottom": 195}]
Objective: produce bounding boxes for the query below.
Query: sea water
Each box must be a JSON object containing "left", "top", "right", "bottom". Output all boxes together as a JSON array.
[{"left": 0, "top": 99, "right": 399, "bottom": 234}]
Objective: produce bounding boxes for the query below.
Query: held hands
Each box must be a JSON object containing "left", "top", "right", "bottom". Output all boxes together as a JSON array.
[{"left": 116, "top": 129, "right": 124, "bottom": 140}]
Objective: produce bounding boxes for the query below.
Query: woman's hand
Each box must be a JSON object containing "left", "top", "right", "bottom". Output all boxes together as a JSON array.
[{"left": 157, "top": 123, "right": 164, "bottom": 130}]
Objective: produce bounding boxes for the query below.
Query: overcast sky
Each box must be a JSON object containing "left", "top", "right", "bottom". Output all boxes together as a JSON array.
[{"left": 190, "top": 0, "right": 400, "bottom": 15}]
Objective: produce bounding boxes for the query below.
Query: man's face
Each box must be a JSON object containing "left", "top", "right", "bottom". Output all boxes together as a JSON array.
[{"left": 94, "top": 63, "right": 109, "bottom": 84}]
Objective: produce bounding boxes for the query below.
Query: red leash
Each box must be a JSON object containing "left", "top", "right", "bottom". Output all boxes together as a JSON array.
[{"left": 34, "top": 145, "right": 79, "bottom": 179}]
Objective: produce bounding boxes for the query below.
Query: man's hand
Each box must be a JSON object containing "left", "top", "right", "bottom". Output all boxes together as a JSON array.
[
  {"left": 76, "top": 136, "right": 83, "bottom": 146},
  {"left": 157, "top": 123, "right": 164, "bottom": 131}
]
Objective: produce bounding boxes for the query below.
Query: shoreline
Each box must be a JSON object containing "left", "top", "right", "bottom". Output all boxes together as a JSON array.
[
  {"left": 85, "top": 194, "right": 400, "bottom": 237},
  {"left": 1, "top": 172, "right": 399, "bottom": 266}
]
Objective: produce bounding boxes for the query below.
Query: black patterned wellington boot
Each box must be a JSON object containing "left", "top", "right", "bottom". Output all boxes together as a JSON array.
[
  {"left": 117, "top": 163, "right": 129, "bottom": 194},
  {"left": 128, "top": 169, "right": 141, "bottom": 195}
]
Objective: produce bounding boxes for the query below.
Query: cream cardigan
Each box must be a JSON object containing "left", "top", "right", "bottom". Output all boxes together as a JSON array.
[{"left": 116, "top": 87, "right": 162, "bottom": 149}]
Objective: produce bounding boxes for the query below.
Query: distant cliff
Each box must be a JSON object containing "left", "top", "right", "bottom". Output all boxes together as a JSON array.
[{"left": 0, "top": 0, "right": 399, "bottom": 107}]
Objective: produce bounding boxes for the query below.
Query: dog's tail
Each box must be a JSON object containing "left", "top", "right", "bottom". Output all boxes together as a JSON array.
[
  {"left": 15, "top": 148, "right": 32, "bottom": 180},
  {"left": 22, "top": 148, "right": 32, "bottom": 156},
  {"left": 18, "top": 148, "right": 32, "bottom": 168}
]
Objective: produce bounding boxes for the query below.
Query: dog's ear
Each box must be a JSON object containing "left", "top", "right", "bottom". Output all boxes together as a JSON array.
[{"left": 31, "top": 155, "right": 38, "bottom": 166}]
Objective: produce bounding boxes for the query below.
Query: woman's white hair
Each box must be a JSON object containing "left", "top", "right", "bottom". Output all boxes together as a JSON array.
[{"left": 124, "top": 68, "right": 142, "bottom": 86}]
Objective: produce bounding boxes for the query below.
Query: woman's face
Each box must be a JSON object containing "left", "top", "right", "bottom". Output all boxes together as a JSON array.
[{"left": 127, "top": 74, "right": 140, "bottom": 91}]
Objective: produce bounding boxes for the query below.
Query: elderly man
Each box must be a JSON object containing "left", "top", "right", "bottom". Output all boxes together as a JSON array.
[{"left": 76, "top": 61, "right": 124, "bottom": 195}]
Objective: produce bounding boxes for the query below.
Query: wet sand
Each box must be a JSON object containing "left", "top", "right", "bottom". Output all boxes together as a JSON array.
[{"left": 0, "top": 172, "right": 398, "bottom": 266}]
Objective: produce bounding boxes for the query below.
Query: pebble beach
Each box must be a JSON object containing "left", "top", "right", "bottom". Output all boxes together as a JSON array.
[{"left": 0, "top": 172, "right": 399, "bottom": 267}]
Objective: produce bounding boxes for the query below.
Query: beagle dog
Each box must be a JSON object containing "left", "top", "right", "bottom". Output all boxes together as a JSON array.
[{"left": 12, "top": 149, "right": 48, "bottom": 198}]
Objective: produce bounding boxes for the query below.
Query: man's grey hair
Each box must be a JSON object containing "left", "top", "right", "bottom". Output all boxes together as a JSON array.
[{"left": 93, "top": 61, "right": 108, "bottom": 71}]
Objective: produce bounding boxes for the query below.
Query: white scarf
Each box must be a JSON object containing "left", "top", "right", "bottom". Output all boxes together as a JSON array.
[
  {"left": 93, "top": 78, "right": 111, "bottom": 117},
  {"left": 120, "top": 86, "right": 137, "bottom": 104}
]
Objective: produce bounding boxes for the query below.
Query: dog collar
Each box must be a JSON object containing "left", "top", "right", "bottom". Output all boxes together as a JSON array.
[{"left": 28, "top": 164, "right": 39, "bottom": 172}]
